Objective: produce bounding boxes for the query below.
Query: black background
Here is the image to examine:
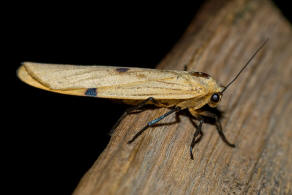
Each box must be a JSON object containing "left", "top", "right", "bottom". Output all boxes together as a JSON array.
[{"left": 9, "top": 1, "right": 291, "bottom": 194}]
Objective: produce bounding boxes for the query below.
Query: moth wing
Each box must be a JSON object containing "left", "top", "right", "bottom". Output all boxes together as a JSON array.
[
  {"left": 17, "top": 62, "right": 209, "bottom": 99},
  {"left": 17, "top": 64, "right": 86, "bottom": 96}
]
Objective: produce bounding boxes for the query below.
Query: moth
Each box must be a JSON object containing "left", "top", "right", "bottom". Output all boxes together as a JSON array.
[{"left": 17, "top": 39, "right": 267, "bottom": 159}]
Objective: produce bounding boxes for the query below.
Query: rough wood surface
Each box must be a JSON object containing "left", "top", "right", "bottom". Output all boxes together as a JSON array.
[{"left": 73, "top": 0, "right": 292, "bottom": 194}]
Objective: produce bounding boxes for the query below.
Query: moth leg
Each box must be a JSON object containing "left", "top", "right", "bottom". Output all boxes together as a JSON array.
[
  {"left": 189, "top": 108, "right": 235, "bottom": 147},
  {"left": 110, "top": 97, "right": 162, "bottom": 135},
  {"left": 128, "top": 107, "right": 181, "bottom": 144},
  {"left": 213, "top": 114, "right": 235, "bottom": 148},
  {"left": 190, "top": 118, "right": 204, "bottom": 160},
  {"left": 188, "top": 108, "right": 206, "bottom": 159},
  {"left": 188, "top": 108, "right": 235, "bottom": 159},
  {"left": 201, "top": 110, "right": 235, "bottom": 147}
]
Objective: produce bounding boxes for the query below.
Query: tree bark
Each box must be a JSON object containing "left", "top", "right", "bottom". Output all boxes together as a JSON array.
[{"left": 74, "top": 0, "right": 292, "bottom": 194}]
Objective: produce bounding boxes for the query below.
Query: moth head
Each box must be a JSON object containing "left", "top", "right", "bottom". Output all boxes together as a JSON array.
[{"left": 208, "top": 92, "right": 222, "bottom": 107}]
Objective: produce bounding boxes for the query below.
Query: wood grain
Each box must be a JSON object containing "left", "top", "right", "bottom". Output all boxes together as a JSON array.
[{"left": 74, "top": 0, "right": 292, "bottom": 194}]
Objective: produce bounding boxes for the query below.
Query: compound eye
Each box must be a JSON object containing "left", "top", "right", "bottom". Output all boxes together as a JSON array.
[{"left": 211, "top": 93, "right": 220, "bottom": 103}]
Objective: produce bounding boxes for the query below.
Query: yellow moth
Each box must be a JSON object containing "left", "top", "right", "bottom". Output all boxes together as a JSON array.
[{"left": 17, "top": 40, "right": 267, "bottom": 159}]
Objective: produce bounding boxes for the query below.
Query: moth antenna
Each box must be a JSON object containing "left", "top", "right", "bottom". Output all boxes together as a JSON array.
[{"left": 222, "top": 38, "right": 269, "bottom": 93}]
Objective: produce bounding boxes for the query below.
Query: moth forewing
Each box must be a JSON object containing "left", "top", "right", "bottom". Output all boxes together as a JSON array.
[
  {"left": 18, "top": 62, "right": 218, "bottom": 101},
  {"left": 17, "top": 64, "right": 88, "bottom": 96},
  {"left": 17, "top": 38, "right": 266, "bottom": 160}
]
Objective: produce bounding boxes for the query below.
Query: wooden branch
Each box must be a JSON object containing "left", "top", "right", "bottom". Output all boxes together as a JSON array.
[{"left": 74, "top": 0, "right": 292, "bottom": 194}]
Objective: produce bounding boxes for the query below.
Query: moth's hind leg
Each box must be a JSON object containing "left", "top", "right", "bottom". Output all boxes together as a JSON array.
[
  {"left": 128, "top": 107, "right": 181, "bottom": 144},
  {"left": 110, "top": 97, "right": 166, "bottom": 135},
  {"left": 188, "top": 107, "right": 235, "bottom": 160}
]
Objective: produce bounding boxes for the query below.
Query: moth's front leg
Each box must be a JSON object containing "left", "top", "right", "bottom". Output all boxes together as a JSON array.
[
  {"left": 188, "top": 107, "right": 235, "bottom": 160},
  {"left": 188, "top": 108, "right": 204, "bottom": 160}
]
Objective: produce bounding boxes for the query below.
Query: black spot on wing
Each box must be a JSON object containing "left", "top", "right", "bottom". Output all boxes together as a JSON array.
[
  {"left": 116, "top": 67, "right": 129, "bottom": 72},
  {"left": 85, "top": 88, "right": 97, "bottom": 97},
  {"left": 190, "top": 72, "right": 210, "bottom": 78}
]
